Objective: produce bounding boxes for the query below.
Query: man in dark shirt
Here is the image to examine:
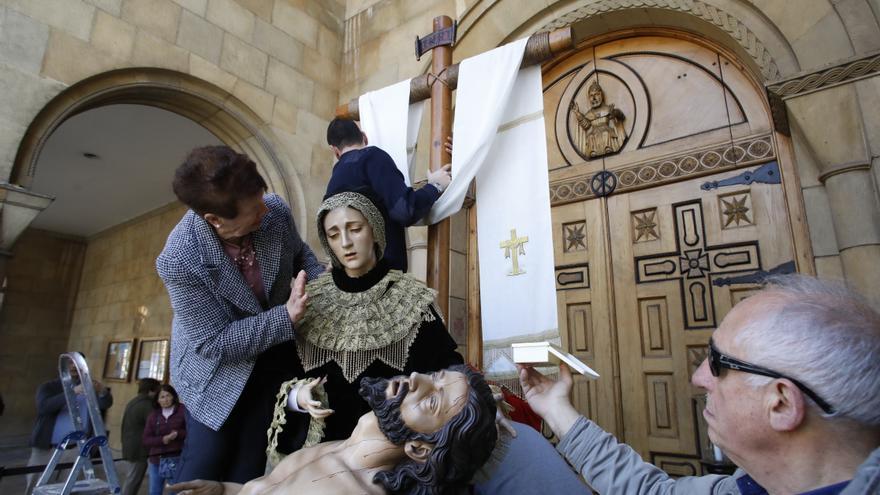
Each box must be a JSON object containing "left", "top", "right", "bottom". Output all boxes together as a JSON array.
[{"left": 324, "top": 118, "right": 451, "bottom": 272}]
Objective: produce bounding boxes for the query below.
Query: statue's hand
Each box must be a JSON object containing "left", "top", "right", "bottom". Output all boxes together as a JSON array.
[
  {"left": 165, "top": 479, "right": 224, "bottom": 495},
  {"left": 297, "top": 377, "right": 334, "bottom": 419},
  {"left": 493, "top": 389, "right": 518, "bottom": 438}
]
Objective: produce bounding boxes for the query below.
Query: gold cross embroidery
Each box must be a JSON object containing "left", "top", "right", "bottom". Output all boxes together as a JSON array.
[{"left": 500, "top": 229, "right": 529, "bottom": 276}]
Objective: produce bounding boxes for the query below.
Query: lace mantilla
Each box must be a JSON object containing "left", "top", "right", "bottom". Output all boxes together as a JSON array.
[{"left": 296, "top": 270, "right": 438, "bottom": 382}]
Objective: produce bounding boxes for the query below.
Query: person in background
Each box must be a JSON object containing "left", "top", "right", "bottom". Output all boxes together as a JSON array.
[
  {"left": 25, "top": 360, "right": 113, "bottom": 493},
  {"left": 142, "top": 384, "right": 187, "bottom": 495},
  {"left": 120, "top": 378, "right": 160, "bottom": 495}
]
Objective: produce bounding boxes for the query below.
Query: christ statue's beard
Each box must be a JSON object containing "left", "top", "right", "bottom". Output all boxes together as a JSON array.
[{"left": 359, "top": 376, "right": 418, "bottom": 445}]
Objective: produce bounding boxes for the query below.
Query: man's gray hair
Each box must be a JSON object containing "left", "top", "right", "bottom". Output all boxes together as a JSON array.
[{"left": 734, "top": 274, "right": 880, "bottom": 425}]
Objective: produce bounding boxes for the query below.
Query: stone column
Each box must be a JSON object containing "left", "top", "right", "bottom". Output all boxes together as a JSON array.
[
  {"left": 786, "top": 84, "right": 880, "bottom": 308},
  {"left": 0, "top": 182, "right": 54, "bottom": 286}
]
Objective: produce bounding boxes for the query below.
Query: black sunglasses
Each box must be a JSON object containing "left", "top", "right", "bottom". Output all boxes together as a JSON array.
[{"left": 708, "top": 338, "right": 835, "bottom": 415}]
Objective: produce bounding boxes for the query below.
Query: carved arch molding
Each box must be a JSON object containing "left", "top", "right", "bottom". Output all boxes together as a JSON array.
[
  {"left": 11, "top": 68, "right": 308, "bottom": 230},
  {"left": 538, "top": 0, "right": 781, "bottom": 81}
]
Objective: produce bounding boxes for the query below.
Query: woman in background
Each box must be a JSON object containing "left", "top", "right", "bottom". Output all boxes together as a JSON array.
[{"left": 142, "top": 384, "right": 186, "bottom": 495}]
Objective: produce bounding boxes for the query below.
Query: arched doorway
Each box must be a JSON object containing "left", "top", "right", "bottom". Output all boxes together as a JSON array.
[
  {"left": 11, "top": 68, "right": 307, "bottom": 229},
  {"left": 544, "top": 29, "right": 807, "bottom": 474}
]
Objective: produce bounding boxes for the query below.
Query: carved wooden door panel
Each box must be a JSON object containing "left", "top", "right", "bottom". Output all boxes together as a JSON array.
[
  {"left": 606, "top": 163, "right": 795, "bottom": 474},
  {"left": 551, "top": 199, "right": 622, "bottom": 437}
]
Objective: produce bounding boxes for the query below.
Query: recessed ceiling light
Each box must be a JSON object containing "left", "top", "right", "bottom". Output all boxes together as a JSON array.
[{"left": 82, "top": 152, "right": 100, "bottom": 159}]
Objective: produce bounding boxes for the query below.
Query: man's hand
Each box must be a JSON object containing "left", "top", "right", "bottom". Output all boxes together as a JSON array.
[
  {"left": 92, "top": 380, "right": 106, "bottom": 395},
  {"left": 166, "top": 479, "right": 224, "bottom": 495},
  {"left": 286, "top": 270, "right": 308, "bottom": 324},
  {"left": 518, "top": 363, "right": 580, "bottom": 438},
  {"left": 427, "top": 164, "right": 452, "bottom": 192},
  {"left": 296, "top": 377, "right": 334, "bottom": 419}
]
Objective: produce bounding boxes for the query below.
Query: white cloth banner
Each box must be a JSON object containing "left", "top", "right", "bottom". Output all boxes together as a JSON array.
[
  {"left": 358, "top": 79, "right": 425, "bottom": 186},
  {"left": 424, "top": 39, "right": 529, "bottom": 225},
  {"left": 449, "top": 39, "right": 560, "bottom": 387}
]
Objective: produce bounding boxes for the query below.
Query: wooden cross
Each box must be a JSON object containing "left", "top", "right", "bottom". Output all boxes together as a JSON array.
[
  {"left": 335, "top": 17, "right": 575, "bottom": 365},
  {"left": 500, "top": 228, "right": 529, "bottom": 276}
]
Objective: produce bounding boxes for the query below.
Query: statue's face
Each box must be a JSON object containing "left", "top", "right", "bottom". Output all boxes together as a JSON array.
[
  {"left": 323, "top": 206, "right": 377, "bottom": 277},
  {"left": 588, "top": 86, "right": 604, "bottom": 108},
  {"left": 360, "top": 371, "right": 470, "bottom": 440},
  {"left": 388, "top": 371, "right": 470, "bottom": 434}
]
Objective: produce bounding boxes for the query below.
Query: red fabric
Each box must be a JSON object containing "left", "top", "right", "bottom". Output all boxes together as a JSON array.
[
  {"left": 142, "top": 403, "right": 187, "bottom": 464},
  {"left": 501, "top": 388, "right": 543, "bottom": 432}
]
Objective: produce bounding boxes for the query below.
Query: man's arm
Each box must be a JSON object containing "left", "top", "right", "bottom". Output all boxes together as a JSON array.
[
  {"left": 35, "top": 382, "right": 67, "bottom": 416},
  {"left": 520, "top": 364, "right": 733, "bottom": 495},
  {"left": 364, "top": 147, "right": 443, "bottom": 226}
]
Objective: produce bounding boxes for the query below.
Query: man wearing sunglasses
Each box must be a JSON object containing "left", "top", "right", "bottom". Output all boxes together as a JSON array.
[{"left": 519, "top": 275, "right": 880, "bottom": 494}]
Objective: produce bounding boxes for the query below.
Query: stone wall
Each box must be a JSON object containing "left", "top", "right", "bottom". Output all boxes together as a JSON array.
[
  {"left": 1, "top": 0, "right": 346, "bottom": 248},
  {"left": 64, "top": 202, "right": 185, "bottom": 450},
  {"left": 0, "top": 229, "right": 86, "bottom": 441}
]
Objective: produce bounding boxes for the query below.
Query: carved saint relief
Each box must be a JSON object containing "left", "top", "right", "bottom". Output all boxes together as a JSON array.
[{"left": 569, "top": 81, "right": 627, "bottom": 158}]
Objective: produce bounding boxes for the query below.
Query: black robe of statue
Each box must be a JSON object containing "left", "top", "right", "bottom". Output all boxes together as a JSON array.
[{"left": 276, "top": 260, "right": 463, "bottom": 454}]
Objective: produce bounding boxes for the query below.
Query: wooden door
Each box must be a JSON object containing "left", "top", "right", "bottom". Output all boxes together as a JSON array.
[
  {"left": 552, "top": 198, "right": 622, "bottom": 437},
  {"left": 543, "top": 31, "right": 803, "bottom": 474},
  {"left": 606, "top": 163, "right": 795, "bottom": 473}
]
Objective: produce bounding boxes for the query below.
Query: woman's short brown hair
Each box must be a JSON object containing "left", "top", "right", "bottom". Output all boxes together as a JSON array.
[{"left": 172, "top": 146, "right": 267, "bottom": 218}]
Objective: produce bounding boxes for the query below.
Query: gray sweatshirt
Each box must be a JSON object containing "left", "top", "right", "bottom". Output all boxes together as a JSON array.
[{"left": 556, "top": 416, "right": 879, "bottom": 495}]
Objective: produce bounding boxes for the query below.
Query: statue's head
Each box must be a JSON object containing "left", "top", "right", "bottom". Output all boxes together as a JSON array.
[
  {"left": 588, "top": 80, "right": 605, "bottom": 108},
  {"left": 317, "top": 190, "right": 386, "bottom": 276},
  {"left": 360, "top": 365, "right": 498, "bottom": 495}
]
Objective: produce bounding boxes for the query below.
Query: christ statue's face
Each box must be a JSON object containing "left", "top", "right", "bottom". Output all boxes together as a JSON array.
[
  {"left": 323, "top": 206, "right": 378, "bottom": 277},
  {"left": 359, "top": 371, "right": 470, "bottom": 442}
]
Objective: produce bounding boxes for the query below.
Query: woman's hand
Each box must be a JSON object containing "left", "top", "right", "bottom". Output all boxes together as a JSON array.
[
  {"left": 286, "top": 270, "right": 308, "bottom": 324},
  {"left": 162, "top": 430, "right": 179, "bottom": 444},
  {"left": 296, "top": 377, "right": 334, "bottom": 419}
]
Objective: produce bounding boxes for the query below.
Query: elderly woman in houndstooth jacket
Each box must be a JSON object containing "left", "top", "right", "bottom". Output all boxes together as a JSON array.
[{"left": 156, "top": 146, "right": 324, "bottom": 484}]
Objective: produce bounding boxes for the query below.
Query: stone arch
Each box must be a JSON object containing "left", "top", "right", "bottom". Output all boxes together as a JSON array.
[
  {"left": 455, "top": 0, "right": 801, "bottom": 83},
  {"left": 10, "top": 68, "right": 308, "bottom": 229}
]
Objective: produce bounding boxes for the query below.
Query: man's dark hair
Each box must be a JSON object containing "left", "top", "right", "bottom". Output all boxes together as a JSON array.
[
  {"left": 326, "top": 118, "right": 364, "bottom": 149},
  {"left": 172, "top": 145, "right": 267, "bottom": 218},
  {"left": 360, "top": 365, "right": 498, "bottom": 495},
  {"left": 137, "top": 378, "right": 161, "bottom": 395}
]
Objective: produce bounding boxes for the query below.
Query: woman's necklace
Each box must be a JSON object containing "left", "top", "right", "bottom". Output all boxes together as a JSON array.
[{"left": 223, "top": 234, "right": 256, "bottom": 269}]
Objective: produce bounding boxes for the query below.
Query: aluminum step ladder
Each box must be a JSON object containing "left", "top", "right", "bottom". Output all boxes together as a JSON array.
[{"left": 32, "top": 352, "right": 121, "bottom": 495}]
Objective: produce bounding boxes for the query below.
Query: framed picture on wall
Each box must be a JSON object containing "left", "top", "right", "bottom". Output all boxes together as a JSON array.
[
  {"left": 103, "top": 339, "right": 135, "bottom": 382},
  {"left": 136, "top": 338, "right": 170, "bottom": 382}
]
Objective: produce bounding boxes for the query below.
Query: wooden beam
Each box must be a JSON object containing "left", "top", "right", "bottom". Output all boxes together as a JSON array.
[
  {"left": 335, "top": 26, "right": 574, "bottom": 120},
  {"left": 426, "top": 15, "right": 454, "bottom": 320}
]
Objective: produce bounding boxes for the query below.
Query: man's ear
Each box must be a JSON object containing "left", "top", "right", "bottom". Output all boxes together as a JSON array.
[
  {"left": 331, "top": 145, "right": 342, "bottom": 160},
  {"left": 203, "top": 213, "right": 220, "bottom": 228},
  {"left": 361, "top": 132, "right": 368, "bottom": 146},
  {"left": 767, "top": 379, "right": 806, "bottom": 432},
  {"left": 404, "top": 440, "right": 434, "bottom": 463}
]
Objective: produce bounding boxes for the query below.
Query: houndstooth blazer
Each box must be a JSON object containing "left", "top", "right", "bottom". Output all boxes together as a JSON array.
[{"left": 156, "top": 194, "right": 323, "bottom": 431}]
